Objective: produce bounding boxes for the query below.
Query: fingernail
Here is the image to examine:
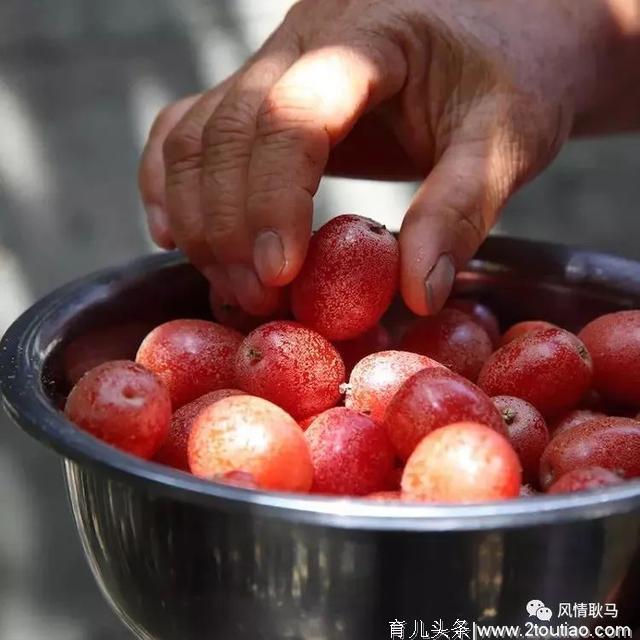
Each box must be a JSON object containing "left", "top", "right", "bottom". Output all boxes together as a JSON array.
[
  {"left": 145, "top": 204, "right": 172, "bottom": 247},
  {"left": 424, "top": 254, "right": 456, "bottom": 314},
  {"left": 227, "top": 264, "right": 268, "bottom": 312},
  {"left": 254, "top": 230, "right": 285, "bottom": 284}
]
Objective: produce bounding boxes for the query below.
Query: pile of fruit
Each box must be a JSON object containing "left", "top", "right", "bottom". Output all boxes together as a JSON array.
[{"left": 63, "top": 215, "right": 640, "bottom": 504}]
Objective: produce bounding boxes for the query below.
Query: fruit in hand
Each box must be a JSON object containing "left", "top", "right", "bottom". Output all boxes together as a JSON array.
[
  {"left": 401, "top": 422, "right": 521, "bottom": 503},
  {"left": 136, "top": 319, "right": 242, "bottom": 409},
  {"left": 304, "top": 408, "right": 395, "bottom": 496},
  {"left": 478, "top": 328, "right": 592, "bottom": 419},
  {"left": 235, "top": 320, "right": 345, "bottom": 420},
  {"left": 291, "top": 214, "right": 399, "bottom": 340},
  {"left": 384, "top": 367, "right": 506, "bottom": 461},
  {"left": 400, "top": 308, "right": 493, "bottom": 381},
  {"left": 188, "top": 395, "right": 313, "bottom": 492},
  {"left": 64, "top": 360, "right": 171, "bottom": 458}
]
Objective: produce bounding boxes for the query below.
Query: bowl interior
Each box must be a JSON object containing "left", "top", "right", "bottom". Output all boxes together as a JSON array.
[{"left": 2, "top": 237, "right": 640, "bottom": 529}]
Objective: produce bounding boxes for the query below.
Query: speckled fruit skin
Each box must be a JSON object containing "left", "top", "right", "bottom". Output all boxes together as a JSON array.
[
  {"left": 304, "top": 408, "right": 395, "bottom": 496},
  {"left": 550, "top": 409, "right": 605, "bottom": 440},
  {"left": 539, "top": 416, "right": 640, "bottom": 488},
  {"left": 154, "top": 389, "right": 243, "bottom": 471},
  {"left": 334, "top": 324, "right": 391, "bottom": 375},
  {"left": 400, "top": 309, "right": 493, "bottom": 381},
  {"left": 64, "top": 360, "right": 171, "bottom": 459},
  {"left": 209, "top": 286, "right": 290, "bottom": 334},
  {"left": 136, "top": 319, "right": 243, "bottom": 409},
  {"left": 344, "top": 350, "right": 442, "bottom": 424},
  {"left": 291, "top": 214, "right": 400, "bottom": 340},
  {"left": 478, "top": 328, "right": 593, "bottom": 419},
  {"left": 234, "top": 321, "right": 345, "bottom": 420},
  {"left": 500, "top": 320, "right": 557, "bottom": 346},
  {"left": 401, "top": 422, "right": 522, "bottom": 503},
  {"left": 187, "top": 395, "right": 313, "bottom": 492},
  {"left": 492, "top": 395, "right": 549, "bottom": 486},
  {"left": 445, "top": 299, "right": 501, "bottom": 347},
  {"left": 384, "top": 367, "right": 506, "bottom": 461},
  {"left": 365, "top": 491, "right": 403, "bottom": 501},
  {"left": 547, "top": 466, "right": 624, "bottom": 495},
  {"left": 578, "top": 311, "right": 640, "bottom": 407}
]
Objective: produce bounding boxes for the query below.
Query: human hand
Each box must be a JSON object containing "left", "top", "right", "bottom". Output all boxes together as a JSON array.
[{"left": 139, "top": 0, "right": 614, "bottom": 315}]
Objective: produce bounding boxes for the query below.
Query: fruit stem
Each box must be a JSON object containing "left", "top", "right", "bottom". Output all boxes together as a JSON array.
[
  {"left": 502, "top": 408, "right": 517, "bottom": 425},
  {"left": 247, "top": 348, "right": 262, "bottom": 364}
]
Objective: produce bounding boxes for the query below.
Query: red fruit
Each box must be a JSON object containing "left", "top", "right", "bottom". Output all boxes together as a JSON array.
[
  {"left": 445, "top": 299, "right": 501, "bottom": 347},
  {"left": 401, "top": 422, "right": 522, "bottom": 503},
  {"left": 500, "top": 321, "right": 557, "bottom": 346},
  {"left": 547, "top": 466, "right": 624, "bottom": 495},
  {"left": 334, "top": 324, "right": 391, "bottom": 375},
  {"left": 491, "top": 395, "right": 549, "bottom": 486},
  {"left": 400, "top": 309, "right": 493, "bottom": 381},
  {"left": 478, "top": 328, "right": 593, "bottom": 419},
  {"left": 234, "top": 321, "right": 345, "bottom": 420},
  {"left": 365, "top": 491, "right": 403, "bottom": 501},
  {"left": 298, "top": 414, "right": 319, "bottom": 430},
  {"left": 578, "top": 311, "right": 640, "bottom": 407},
  {"left": 154, "top": 389, "right": 243, "bottom": 471},
  {"left": 209, "top": 286, "right": 290, "bottom": 334},
  {"left": 579, "top": 389, "right": 609, "bottom": 412},
  {"left": 136, "top": 319, "right": 242, "bottom": 409},
  {"left": 64, "top": 360, "right": 171, "bottom": 459},
  {"left": 291, "top": 214, "right": 399, "bottom": 340},
  {"left": 386, "top": 465, "right": 404, "bottom": 491},
  {"left": 304, "top": 408, "right": 395, "bottom": 496},
  {"left": 212, "top": 470, "right": 259, "bottom": 489},
  {"left": 344, "top": 350, "right": 442, "bottom": 424},
  {"left": 550, "top": 409, "right": 605, "bottom": 440},
  {"left": 384, "top": 367, "right": 506, "bottom": 461},
  {"left": 539, "top": 416, "right": 640, "bottom": 488},
  {"left": 188, "top": 395, "right": 313, "bottom": 492}
]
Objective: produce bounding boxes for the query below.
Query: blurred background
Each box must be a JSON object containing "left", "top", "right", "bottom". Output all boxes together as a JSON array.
[{"left": 0, "top": 1, "right": 638, "bottom": 638}]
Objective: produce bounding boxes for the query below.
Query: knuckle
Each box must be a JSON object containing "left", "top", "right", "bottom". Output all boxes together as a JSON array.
[
  {"left": 163, "top": 124, "right": 202, "bottom": 171},
  {"left": 203, "top": 102, "right": 254, "bottom": 147},
  {"left": 256, "top": 85, "right": 318, "bottom": 136}
]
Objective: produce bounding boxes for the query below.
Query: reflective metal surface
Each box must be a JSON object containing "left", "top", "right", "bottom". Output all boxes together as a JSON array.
[{"left": 1, "top": 237, "right": 640, "bottom": 639}]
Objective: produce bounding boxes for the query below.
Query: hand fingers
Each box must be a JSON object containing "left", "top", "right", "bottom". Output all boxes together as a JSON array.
[
  {"left": 138, "top": 94, "right": 200, "bottom": 248},
  {"left": 162, "top": 78, "right": 239, "bottom": 302},
  {"left": 399, "top": 135, "right": 521, "bottom": 316},
  {"left": 243, "top": 44, "right": 406, "bottom": 287},
  {"left": 200, "top": 47, "right": 299, "bottom": 313}
]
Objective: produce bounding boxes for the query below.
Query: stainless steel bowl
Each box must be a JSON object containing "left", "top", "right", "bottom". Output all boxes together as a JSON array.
[{"left": 1, "top": 237, "right": 639, "bottom": 640}]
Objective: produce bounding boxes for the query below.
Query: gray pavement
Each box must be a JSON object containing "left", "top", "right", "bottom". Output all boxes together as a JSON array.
[{"left": 0, "top": 2, "right": 638, "bottom": 638}]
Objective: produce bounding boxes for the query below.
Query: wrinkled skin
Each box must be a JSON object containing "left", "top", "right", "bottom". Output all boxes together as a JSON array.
[{"left": 139, "top": 0, "right": 632, "bottom": 316}]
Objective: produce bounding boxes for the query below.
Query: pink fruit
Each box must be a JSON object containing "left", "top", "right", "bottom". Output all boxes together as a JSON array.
[
  {"left": 136, "top": 319, "right": 242, "bottom": 409},
  {"left": 401, "top": 422, "right": 522, "bottom": 503},
  {"left": 550, "top": 409, "right": 606, "bottom": 440},
  {"left": 304, "top": 408, "right": 395, "bottom": 496},
  {"left": 234, "top": 321, "right": 345, "bottom": 420},
  {"left": 344, "top": 350, "right": 442, "bottom": 424},
  {"left": 188, "top": 395, "right": 313, "bottom": 492},
  {"left": 154, "top": 389, "right": 243, "bottom": 471},
  {"left": 291, "top": 214, "right": 399, "bottom": 340},
  {"left": 64, "top": 360, "right": 171, "bottom": 459}
]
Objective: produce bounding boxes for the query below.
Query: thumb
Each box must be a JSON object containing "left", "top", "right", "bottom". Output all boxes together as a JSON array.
[{"left": 399, "top": 140, "right": 520, "bottom": 315}]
